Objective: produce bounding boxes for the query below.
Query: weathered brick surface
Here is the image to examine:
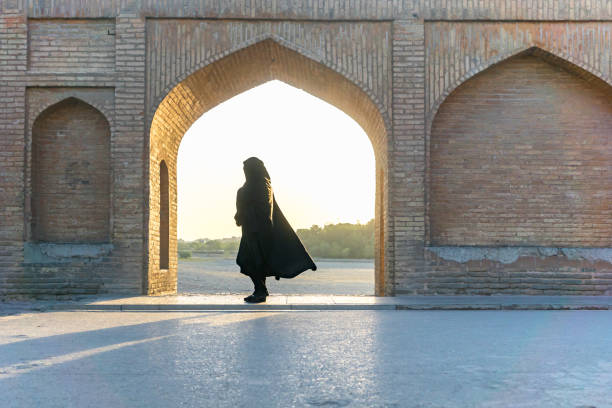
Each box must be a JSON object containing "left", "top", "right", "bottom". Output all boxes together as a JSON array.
[
  {"left": 0, "top": 0, "right": 611, "bottom": 297},
  {"left": 0, "top": 10, "right": 27, "bottom": 295},
  {"left": 391, "top": 19, "right": 427, "bottom": 296},
  {"left": 32, "top": 98, "right": 111, "bottom": 242},
  {"left": 146, "top": 20, "right": 392, "bottom": 122},
  {"left": 28, "top": 19, "right": 115, "bottom": 72},
  {"left": 430, "top": 54, "right": 612, "bottom": 247},
  {"left": 22, "top": 0, "right": 612, "bottom": 20},
  {"left": 112, "top": 14, "right": 147, "bottom": 294},
  {"left": 424, "top": 22, "right": 612, "bottom": 118},
  {"left": 24, "top": 87, "right": 115, "bottom": 241},
  {"left": 420, "top": 248, "right": 612, "bottom": 296}
]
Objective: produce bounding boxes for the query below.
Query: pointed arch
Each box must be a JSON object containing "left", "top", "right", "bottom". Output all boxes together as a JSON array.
[
  {"left": 149, "top": 38, "right": 389, "bottom": 164},
  {"left": 427, "top": 47, "right": 612, "bottom": 247},
  {"left": 427, "top": 46, "right": 612, "bottom": 130},
  {"left": 149, "top": 34, "right": 390, "bottom": 134},
  {"left": 31, "top": 97, "right": 111, "bottom": 243},
  {"left": 147, "top": 38, "right": 390, "bottom": 295},
  {"left": 31, "top": 95, "right": 113, "bottom": 131}
]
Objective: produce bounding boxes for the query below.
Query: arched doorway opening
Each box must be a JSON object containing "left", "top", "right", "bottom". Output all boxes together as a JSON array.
[
  {"left": 147, "top": 39, "right": 389, "bottom": 296},
  {"left": 176, "top": 80, "right": 376, "bottom": 295}
]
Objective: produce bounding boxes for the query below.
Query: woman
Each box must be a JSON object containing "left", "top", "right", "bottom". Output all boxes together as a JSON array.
[{"left": 235, "top": 157, "right": 317, "bottom": 303}]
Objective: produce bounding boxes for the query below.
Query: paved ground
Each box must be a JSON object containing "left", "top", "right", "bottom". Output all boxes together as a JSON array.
[
  {"left": 178, "top": 258, "right": 374, "bottom": 295},
  {"left": 1, "top": 309, "right": 611, "bottom": 407},
  {"left": 5, "top": 295, "right": 612, "bottom": 312}
]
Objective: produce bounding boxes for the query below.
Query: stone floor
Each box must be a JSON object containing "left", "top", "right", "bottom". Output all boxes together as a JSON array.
[{"left": 1, "top": 309, "right": 611, "bottom": 407}]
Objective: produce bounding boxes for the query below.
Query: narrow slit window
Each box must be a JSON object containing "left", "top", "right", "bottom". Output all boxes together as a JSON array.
[{"left": 160, "top": 160, "right": 169, "bottom": 270}]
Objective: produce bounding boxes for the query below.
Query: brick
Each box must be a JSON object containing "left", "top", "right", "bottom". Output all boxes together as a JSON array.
[
  {"left": 1, "top": 2, "right": 612, "bottom": 298},
  {"left": 430, "top": 54, "right": 612, "bottom": 248}
]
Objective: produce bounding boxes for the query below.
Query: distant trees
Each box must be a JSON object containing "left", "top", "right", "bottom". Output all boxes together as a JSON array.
[
  {"left": 178, "top": 219, "right": 374, "bottom": 260},
  {"left": 296, "top": 219, "right": 374, "bottom": 259},
  {"left": 178, "top": 237, "right": 240, "bottom": 254}
]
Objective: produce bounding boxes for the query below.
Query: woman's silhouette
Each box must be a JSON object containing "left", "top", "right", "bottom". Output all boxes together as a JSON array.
[{"left": 235, "top": 157, "right": 317, "bottom": 303}]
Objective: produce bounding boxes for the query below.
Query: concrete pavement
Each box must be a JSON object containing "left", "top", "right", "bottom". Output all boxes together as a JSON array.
[{"left": 1, "top": 309, "right": 611, "bottom": 407}]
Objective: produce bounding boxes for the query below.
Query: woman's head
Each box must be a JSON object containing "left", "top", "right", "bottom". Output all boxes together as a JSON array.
[{"left": 243, "top": 157, "right": 270, "bottom": 182}]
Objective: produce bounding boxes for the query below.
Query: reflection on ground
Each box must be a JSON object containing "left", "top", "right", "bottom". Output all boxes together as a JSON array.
[{"left": 1, "top": 310, "right": 611, "bottom": 407}]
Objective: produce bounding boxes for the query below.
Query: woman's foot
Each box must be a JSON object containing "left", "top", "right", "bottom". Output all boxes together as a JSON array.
[
  {"left": 244, "top": 294, "right": 266, "bottom": 303},
  {"left": 243, "top": 287, "right": 268, "bottom": 301}
]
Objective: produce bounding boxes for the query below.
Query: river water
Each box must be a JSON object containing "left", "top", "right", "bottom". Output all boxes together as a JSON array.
[{"left": 178, "top": 257, "right": 374, "bottom": 295}]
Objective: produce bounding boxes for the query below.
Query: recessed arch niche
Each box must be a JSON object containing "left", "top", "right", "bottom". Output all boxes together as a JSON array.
[
  {"left": 31, "top": 97, "right": 111, "bottom": 243},
  {"left": 429, "top": 49, "right": 612, "bottom": 247}
]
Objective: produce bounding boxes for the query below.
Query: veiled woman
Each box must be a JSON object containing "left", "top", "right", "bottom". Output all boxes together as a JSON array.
[{"left": 235, "top": 157, "right": 317, "bottom": 303}]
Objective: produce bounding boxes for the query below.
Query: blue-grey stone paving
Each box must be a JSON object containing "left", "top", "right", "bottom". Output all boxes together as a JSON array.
[{"left": 1, "top": 309, "right": 611, "bottom": 407}]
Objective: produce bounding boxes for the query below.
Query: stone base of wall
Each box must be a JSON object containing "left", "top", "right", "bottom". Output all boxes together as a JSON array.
[
  {"left": 0, "top": 243, "right": 140, "bottom": 299},
  {"left": 396, "top": 247, "right": 612, "bottom": 296},
  {"left": 2, "top": 265, "right": 105, "bottom": 299}
]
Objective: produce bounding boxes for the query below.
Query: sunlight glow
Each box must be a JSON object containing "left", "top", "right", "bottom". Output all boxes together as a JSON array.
[
  {"left": 0, "top": 335, "right": 171, "bottom": 379},
  {"left": 177, "top": 80, "right": 375, "bottom": 240},
  {"left": 180, "top": 312, "right": 280, "bottom": 327}
]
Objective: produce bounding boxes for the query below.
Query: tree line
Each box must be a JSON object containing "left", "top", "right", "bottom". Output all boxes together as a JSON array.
[{"left": 178, "top": 218, "right": 374, "bottom": 259}]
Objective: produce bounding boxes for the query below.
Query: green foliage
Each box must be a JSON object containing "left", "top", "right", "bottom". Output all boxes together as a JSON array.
[
  {"left": 296, "top": 219, "right": 374, "bottom": 259},
  {"left": 177, "top": 219, "right": 374, "bottom": 260},
  {"left": 178, "top": 250, "right": 192, "bottom": 259},
  {"left": 178, "top": 237, "right": 240, "bottom": 254}
]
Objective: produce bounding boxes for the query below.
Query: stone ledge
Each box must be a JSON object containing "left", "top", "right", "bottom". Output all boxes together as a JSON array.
[
  {"left": 23, "top": 242, "right": 113, "bottom": 264},
  {"left": 2, "top": 295, "right": 612, "bottom": 313},
  {"left": 426, "top": 246, "right": 612, "bottom": 264}
]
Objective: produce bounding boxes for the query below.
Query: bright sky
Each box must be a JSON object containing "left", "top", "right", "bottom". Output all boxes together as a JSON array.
[{"left": 177, "top": 80, "right": 375, "bottom": 241}]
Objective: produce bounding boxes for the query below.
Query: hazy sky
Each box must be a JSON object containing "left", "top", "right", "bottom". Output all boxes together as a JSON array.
[{"left": 177, "top": 80, "right": 375, "bottom": 241}]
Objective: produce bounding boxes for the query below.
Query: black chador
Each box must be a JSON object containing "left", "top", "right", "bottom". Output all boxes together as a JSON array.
[{"left": 234, "top": 157, "right": 316, "bottom": 303}]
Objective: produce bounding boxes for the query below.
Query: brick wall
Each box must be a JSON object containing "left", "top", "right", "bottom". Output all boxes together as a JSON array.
[
  {"left": 430, "top": 54, "right": 612, "bottom": 247},
  {"left": 32, "top": 98, "right": 111, "bottom": 243},
  {"left": 28, "top": 19, "right": 115, "bottom": 72},
  {"left": 0, "top": 10, "right": 27, "bottom": 296},
  {"left": 0, "top": 9, "right": 144, "bottom": 297},
  {"left": 424, "top": 22, "right": 612, "bottom": 118},
  {"left": 391, "top": 19, "right": 426, "bottom": 295},
  {"left": 112, "top": 14, "right": 147, "bottom": 294},
  {"left": 1, "top": 0, "right": 611, "bottom": 297},
  {"left": 23, "top": 0, "right": 612, "bottom": 21}
]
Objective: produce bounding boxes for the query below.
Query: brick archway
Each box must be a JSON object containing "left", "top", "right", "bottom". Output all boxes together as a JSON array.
[{"left": 147, "top": 39, "right": 390, "bottom": 295}]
